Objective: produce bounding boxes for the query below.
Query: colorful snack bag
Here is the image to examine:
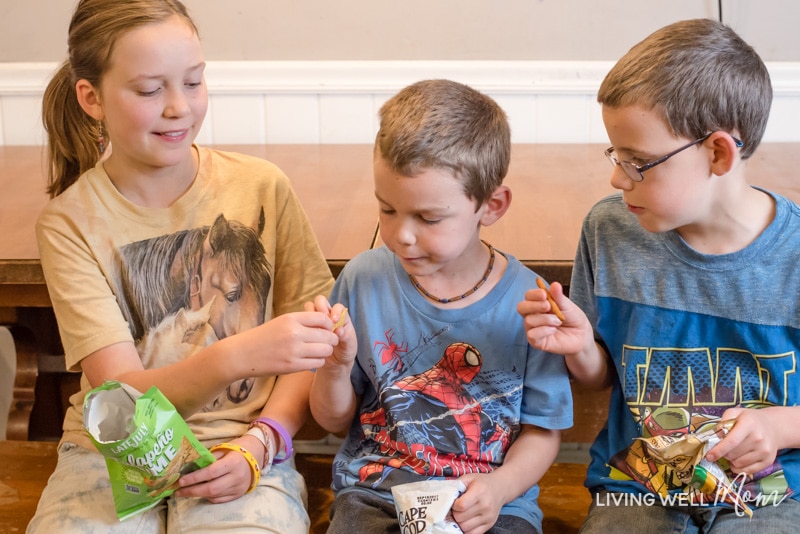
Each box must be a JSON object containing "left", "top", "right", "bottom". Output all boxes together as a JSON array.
[
  {"left": 637, "top": 420, "right": 753, "bottom": 518},
  {"left": 391, "top": 479, "right": 466, "bottom": 534},
  {"left": 83, "top": 380, "right": 215, "bottom": 521}
]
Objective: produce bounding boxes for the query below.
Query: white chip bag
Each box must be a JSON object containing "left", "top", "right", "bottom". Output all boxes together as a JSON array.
[{"left": 391, "top": 479, "right": 466, "bottom": 534}]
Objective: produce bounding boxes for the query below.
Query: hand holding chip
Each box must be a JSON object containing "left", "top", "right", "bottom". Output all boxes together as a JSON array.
[
  {"left": 706, "top": 406, "right": 786, "bottom": 477},
  {"left": 306, "top": 295, "right": 358, "bottom": 368}
]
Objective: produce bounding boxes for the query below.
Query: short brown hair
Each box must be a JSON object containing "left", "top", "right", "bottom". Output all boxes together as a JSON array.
[
  {"left": 598, "top": 18, "right": 771, "bottom": 160},
  {"left": 375, "top": 79, "right": 511, "bottom": 207}
]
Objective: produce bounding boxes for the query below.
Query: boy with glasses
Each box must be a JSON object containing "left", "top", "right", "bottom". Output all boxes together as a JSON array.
[{"left": 518, "top": 18, "right": 800, "bottom": 532}]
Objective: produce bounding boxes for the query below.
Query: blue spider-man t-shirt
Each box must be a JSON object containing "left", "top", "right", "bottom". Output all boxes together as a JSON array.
[{"left": 328, "top": 246, "right": 573, "bottom": 529}]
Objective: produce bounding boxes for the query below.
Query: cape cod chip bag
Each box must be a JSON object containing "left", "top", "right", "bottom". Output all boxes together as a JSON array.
[
  {"left": 392, "top": 479, "right": 466, "bottom": 534},
  {"left": 83, "top": 380, "right": 215, "bottom": 521}
]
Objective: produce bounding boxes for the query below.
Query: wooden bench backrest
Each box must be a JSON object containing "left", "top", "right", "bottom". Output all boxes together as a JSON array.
[{"left": 21, "top": 259, "right": 611, "bottom": 445}]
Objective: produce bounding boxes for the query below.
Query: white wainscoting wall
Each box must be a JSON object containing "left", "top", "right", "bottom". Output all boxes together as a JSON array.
[{"left": 1, "top": 61, "right": 799, "bottom": 146}]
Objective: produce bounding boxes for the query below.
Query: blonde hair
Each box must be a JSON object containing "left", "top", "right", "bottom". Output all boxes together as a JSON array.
[
  {"left": 598, "top": 18, "right": 771, "bottom": 160},
  {"left": 376, "top": 79, "right": 510, "bottom": 207},
  {"left": 42, "top": 0, "right": 198, "bottom": 197}
]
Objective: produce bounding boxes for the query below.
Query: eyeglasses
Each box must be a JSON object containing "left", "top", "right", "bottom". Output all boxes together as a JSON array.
[{"left": 604, "top": 133, "right": 744, "bottom": 182}]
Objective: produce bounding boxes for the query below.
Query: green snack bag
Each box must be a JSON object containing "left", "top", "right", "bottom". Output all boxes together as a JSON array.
[{"left": 83, "top": 380, "right": 215, "bottom": 521}]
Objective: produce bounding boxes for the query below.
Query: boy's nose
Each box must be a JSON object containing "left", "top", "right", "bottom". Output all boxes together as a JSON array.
[
  {"left": 609, "top": 165, "right": 634, "bottom": 191},
  {"left": 391, "top": 220, "right": 416, "bottom": 247}
]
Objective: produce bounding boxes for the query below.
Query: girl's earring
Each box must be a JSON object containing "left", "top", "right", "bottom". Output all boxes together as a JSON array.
[{"left": 97, "top": 121, "right": 106, "bottom": 154}]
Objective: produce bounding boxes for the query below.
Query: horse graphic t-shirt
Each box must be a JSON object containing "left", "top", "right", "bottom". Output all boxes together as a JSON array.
[
  {"left": 120, "top": 210, "right": 272, "bottom": 410},
  {"left": 36, "top": 147, "right": 334, "bottom": 449}
]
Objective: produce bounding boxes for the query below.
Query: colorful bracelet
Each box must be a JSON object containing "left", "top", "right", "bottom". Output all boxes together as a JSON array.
[
  {"left": 209, "top": 442, "right": 260, "bottom": 493},
  {"left": 245, "top": 426, "right": 275, "bottom": 469},
  {"left": 249, "top": 417, "right": 293, "bottom": 464}
]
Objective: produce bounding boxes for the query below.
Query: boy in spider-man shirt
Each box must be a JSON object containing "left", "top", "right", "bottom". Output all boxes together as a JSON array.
[{"left": 307, "top": 79, "right": 573, "bottom": 534}]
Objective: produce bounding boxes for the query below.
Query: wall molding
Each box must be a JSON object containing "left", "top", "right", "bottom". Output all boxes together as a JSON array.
[{"left": 1, "top": 60, "right": 799, "bottom": 145}]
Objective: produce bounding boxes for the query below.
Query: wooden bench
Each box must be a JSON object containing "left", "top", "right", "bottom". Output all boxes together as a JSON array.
[
  {"left": 297, "top": 380, "right": 608, "bottom": 533},
  {"left": 0, "top": 380, "right": 608, "bottom": 533},
  {"left": 2, "top": 258, "right": 603, "bottom": 533},
  {"left": 4, "top": 142, "right": 800, "bottom": 532}
]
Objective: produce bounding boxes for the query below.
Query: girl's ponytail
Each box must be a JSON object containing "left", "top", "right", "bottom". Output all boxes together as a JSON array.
[
  {"left": 41, "top": 61, "right": 102, "bottom": 197},
  {"left": 41, "top": 0, "right": 197, "bottom": 198}
]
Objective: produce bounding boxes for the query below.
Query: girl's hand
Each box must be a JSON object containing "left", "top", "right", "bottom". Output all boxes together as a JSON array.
[
  {"left": 516, "top": 281, "right": 591, "bottom": 355},
  {"left": 235, "top": 310, "right": 340, "bottom": 376},
  {"left": 705, "top": 407, "right": 781, "bottom": 476},
  {"left": 451, "top": 474, "right": 504, "bottom": 534},
  {"left": 305, "top": 295, "right": 357, "bottom": 369},
  {"left": 175, "top": 437, "right": 262, "bottom": 503}
]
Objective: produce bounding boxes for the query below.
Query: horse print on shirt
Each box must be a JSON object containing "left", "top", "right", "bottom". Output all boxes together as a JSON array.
[
  {"left": 118, "top": 208, "right": 271, "bottom": 408},
  {"left": 136, "top": 297, "right": 218, "bottom": 369}
]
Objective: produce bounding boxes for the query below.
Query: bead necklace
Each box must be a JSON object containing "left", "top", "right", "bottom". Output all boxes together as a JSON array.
[{"left": 408, "top": 241, "right": 495, "bottom": 304}]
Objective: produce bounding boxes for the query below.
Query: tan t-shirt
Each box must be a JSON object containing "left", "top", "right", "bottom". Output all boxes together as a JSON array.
[{"left": 36, "top": 146, "right": 334, "bottom": 449}]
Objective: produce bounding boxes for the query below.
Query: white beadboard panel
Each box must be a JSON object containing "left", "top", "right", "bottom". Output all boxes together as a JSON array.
[
  {"left": 206, "top": 94, "right": 266, "bottom": 144},
  {"left": 1, "top": 95, "right": 44, "bottom": 145},
  {"left": 318, "top": 94, "right": 378, "bottom": 144},
  {"left": 195, "top": 110, "right": 214, "bottom": 146},
  {"left": 1, "top": 61, "right": 800, "bottom": 145},
  {"left": 764, "top": 96, "right": 800, "bottom": 142},
  {"left": 491, "top": 94, "right": 537, "bottom": 143},
  {"left": 534, "top": 94, "right": 595, "bottom": 143},
  {"left": 265, "top": 94, "right": 321, "bottom": 144},
  {"left": 588, "top": 101, "right": 608, "bottom": 144}
]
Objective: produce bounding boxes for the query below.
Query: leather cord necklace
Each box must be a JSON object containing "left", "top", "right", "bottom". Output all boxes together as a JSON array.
[{"left": 409, "top": 241, "right": 495, "bottom": 304}]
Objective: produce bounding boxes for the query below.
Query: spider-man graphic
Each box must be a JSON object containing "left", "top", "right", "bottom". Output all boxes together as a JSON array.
[
  {"left": 374, "top": 328, "right": 407, "bottom": 372},
  {"left": 358, "top": 341, "right": 511, "bottom": 485}
]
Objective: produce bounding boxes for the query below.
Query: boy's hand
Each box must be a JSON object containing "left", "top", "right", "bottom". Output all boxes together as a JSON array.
[
  {"left": 305, "top": 295, "right": 357, "bottom": 368},
  {"left": 516, "top": 281, "right": 591, "bottom": 355},
  {"left": 705, "top": 407, "right": 781, "bottom": 476},
  {"left": 451, "top": 473, "right": 504, "bottom": 534}
]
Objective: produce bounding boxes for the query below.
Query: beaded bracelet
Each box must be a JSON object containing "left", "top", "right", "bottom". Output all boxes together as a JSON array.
[
  {"left": 209, "top": 442, "right": 260, "bottom": 493},
  {"left": 245, "top": 426, "right": 275, "bottom": 469},
  {"left": 249, "top": 417, "right": 293, "bottom": 464}
]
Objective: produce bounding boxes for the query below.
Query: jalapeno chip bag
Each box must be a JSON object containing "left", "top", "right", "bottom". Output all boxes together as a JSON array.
[{"left": 83, "top": 380, "right": 215, "bottom": 520}]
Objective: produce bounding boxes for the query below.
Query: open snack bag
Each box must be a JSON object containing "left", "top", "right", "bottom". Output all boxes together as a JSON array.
[
  {"left": 391, "top": 479, "right": 466, "bottom": 534},
  {"left": 83, "top": 380, "right": 215, "bottom": 521},
  {"left": 637, "top": 420, "right": 753, "bottom": 518}
]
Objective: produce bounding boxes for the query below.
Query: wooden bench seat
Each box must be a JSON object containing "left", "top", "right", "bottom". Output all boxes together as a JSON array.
[
  {"left": 0, "top": 442, "right": 595, "bottom": 534},
  {"left": 2, "top": 257, "right": 604, "bottom": 533},
  {"left": 0, "top": 380, "right": 607, "bottom": 533}
]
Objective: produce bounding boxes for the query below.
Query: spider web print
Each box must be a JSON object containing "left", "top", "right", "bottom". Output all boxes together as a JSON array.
[{"left": 363, "top": 383, "right": 522, "bottom": 437}]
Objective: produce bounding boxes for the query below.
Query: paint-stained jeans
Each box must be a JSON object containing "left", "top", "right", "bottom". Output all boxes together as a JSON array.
[{"left": 27, "top": 442, "right": 309, "bottom": 534}]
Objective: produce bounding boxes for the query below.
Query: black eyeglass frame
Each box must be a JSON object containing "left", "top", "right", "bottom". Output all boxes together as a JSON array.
[{"left": 604, "top": 133, "right": 744, "bottom": 182}]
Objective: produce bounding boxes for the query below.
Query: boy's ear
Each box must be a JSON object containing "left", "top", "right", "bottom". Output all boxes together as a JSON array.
[
  {"left": 708, "top": 131, "right": 740, "bottom": 176},
  {"left": 480, "top": 185, "right": 511, "bottom": 226},
  {"left": 75, "top": 79, "right": 104, "bottom": 121}
]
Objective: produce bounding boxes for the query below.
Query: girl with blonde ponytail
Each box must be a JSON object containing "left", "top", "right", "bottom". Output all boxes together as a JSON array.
[{"left": 31, "top": 1, "right": 335, "bottom": 531}]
